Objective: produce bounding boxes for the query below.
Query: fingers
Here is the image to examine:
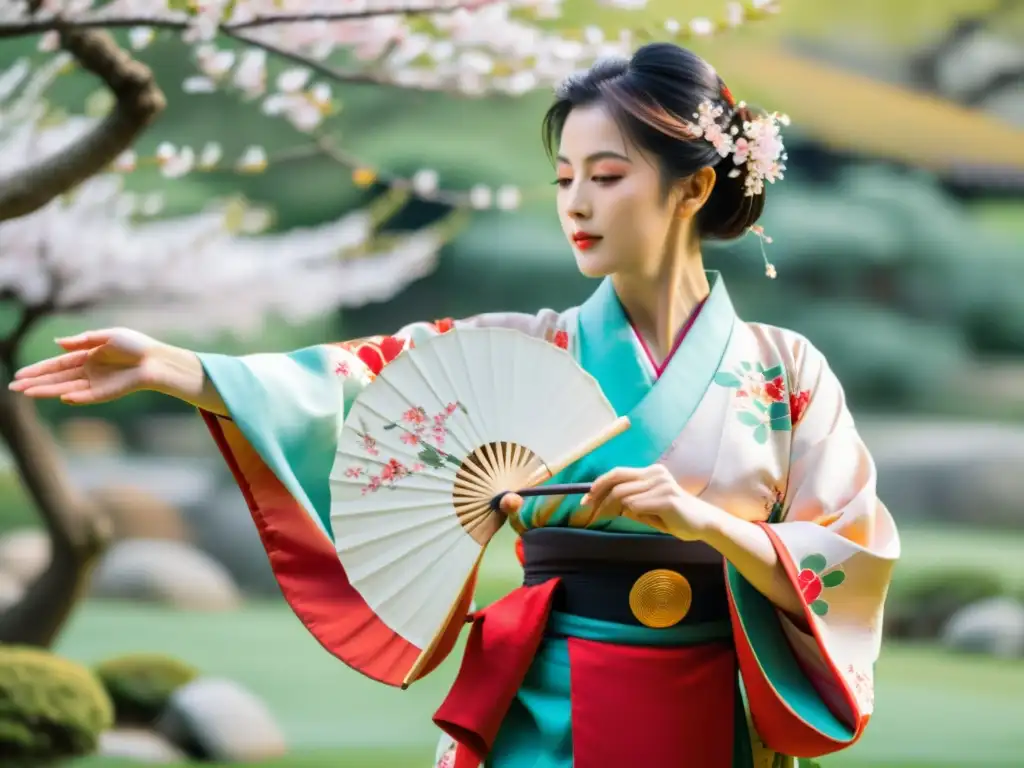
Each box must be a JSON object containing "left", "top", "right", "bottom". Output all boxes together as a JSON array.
[
  {"left": 60, "top": 327, "right": 154, "bottom": 358},
  {"left": 11, "top": 350, "right": 90, "bottom": 384},
  {"left": 584, "top": 464, "right": 671, "bottom": 511},
  {"left": 619, "top": 488, "right": 674, "bottom": 515},
  {"left": 19, "top": 378, "right": 91, "bottom": 400},
  {"left": 10, "top": 367, "right": 82, "bottom": 392},
  {"left": 585, "top": 479, "right": 648, "bottom": 521},
  {"left": 499, "top": 493, "right": 524, "bottom": 516},
  {"left": 61, "top": 369, "right": 136, "bottom": 405},
  {"left": 54, "top": 328, "right": 120, "bottom": 352},
  {"left": 582, "top": 466, "right": 645, "bottom": 509}
]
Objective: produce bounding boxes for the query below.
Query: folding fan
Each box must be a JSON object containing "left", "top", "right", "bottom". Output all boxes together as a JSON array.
[{"left": 328, "top": 327, "right": 629, "bottom": 688}]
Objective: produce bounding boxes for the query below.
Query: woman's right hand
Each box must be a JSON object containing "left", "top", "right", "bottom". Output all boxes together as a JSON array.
[{"left": 9, "top": 327, "right": 167, "bottom": 405}]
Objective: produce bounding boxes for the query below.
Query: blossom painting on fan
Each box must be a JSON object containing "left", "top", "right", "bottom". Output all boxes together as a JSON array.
[{"left": 9, "top": 42, "right": 898, "bottom": 768}]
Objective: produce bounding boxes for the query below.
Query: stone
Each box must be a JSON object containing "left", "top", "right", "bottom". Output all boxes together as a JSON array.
[
  {"left": 0, "top": 528, "right": 51, "bottom": 586},
  {"left": 98, "top": 728, "right": 187, "bottom": 763},
  {"left": 941, "top": 596, "right": 1024, "bottom": 658},
  {"left": 156, "top": 677, "right": 287, "bottom": 761},
  {"left": 90, "top": 539, "right": 241, "bottom": 611}
]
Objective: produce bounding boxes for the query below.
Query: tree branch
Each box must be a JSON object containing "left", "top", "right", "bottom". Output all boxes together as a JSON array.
[
  {"left": 0, "top": 385, "right": 111, "bottom": 646},
  {"left": 0, "top": 298, "right": 111, "bottom": 646},
  {"left": 0, "top": 304, "right": 45, "bottom": 365},
  {"left": 0, "top": 25, "right": 165, "bottom": 222},
  {"left": 218, "top": 27, "right": 393, "bottom": 88},
  {"left": 0, "top": 1, "right": 494, "bottom": 39},
  {"left": 911, "top": 0, "right": 1022, "bottom": 90},
  {"left": 960, "top": 64, "right": 1024, "bottom": 106}
]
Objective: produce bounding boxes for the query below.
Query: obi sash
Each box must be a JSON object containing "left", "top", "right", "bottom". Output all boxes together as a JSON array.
[{"left": 434, "top": 528, "right": 751, "bottom": 768}]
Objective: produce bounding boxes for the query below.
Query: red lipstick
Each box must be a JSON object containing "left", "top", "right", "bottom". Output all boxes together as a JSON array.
[{"left": 572, "top": 231, "right": 601, "bottom": 251}]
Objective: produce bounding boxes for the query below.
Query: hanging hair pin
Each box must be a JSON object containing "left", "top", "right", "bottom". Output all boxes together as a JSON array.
[{"left": 748, "top": 226, "right": 776, "bottom": 279}]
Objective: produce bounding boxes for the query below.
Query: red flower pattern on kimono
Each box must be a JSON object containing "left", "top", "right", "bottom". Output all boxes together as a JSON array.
[
  {"left": 433, "top": 317, "right": 456, "bottom": 334},
  {"left": 543, "top": 327, "right": 570, "bottom": 350},
  {"left": 795, "top": 553, "right": 846, "bottom": 617},
  {"left": 763, "top": 375, "right": 786, "bottom": 403},
  {"left": 714, "top": 360, "right": 814, "bottom": 444},
  {"left": 789, "top": 388, "right": 811, "bottom": 425},
  {"left": 341, "top": 335, "right": 407, "bottom": 377}
]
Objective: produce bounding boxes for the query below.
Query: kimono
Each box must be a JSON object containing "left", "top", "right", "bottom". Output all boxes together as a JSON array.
[{"left": 196, "top": 271, "right": 899, "bottom": 768}]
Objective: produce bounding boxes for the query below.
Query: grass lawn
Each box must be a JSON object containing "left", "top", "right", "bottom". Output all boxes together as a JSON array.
[{"left": 57, "top": 569, "right": 1024, "bottom": 767}]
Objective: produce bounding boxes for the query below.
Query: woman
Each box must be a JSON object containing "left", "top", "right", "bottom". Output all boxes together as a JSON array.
[{"left": 11, "top": 43, "right": 897, "bottom": 768}]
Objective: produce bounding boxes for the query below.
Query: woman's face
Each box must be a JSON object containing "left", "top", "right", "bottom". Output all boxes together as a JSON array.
[{"left": 555, "top": 103, "right": 681, "bottom": 280}]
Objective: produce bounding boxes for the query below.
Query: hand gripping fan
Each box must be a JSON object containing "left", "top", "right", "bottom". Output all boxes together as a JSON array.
[{"left": 329, "top": 326, "right": 629, "bottom": 688}]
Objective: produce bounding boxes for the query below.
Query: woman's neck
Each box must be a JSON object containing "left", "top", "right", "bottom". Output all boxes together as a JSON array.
[{"left": 611, "top": 251, "right": 709, "bottom": 368}]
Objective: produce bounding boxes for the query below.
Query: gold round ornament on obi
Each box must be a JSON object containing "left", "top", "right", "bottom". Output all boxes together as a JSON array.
[{"left": 629, "top": 569, "right": 693, "bottom": 628}]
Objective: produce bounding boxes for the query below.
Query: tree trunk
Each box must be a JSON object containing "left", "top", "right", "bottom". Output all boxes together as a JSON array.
[
  {"left": 0, "top": 25, "right": 164, "bottom": 222},
  {"left": 0, "top": 385, "right": 111, "bottom": 646}
]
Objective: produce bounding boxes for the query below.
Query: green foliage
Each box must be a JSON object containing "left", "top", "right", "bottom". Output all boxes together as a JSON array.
[
  {"left": 93, "top": 654, "right": 200, "bottom": 727},
  {"left": 884, "top": 568, "right": 1008, "bottom": 641},
  {"left": 0, "top": 472, "right": 37, "bottom": 535},
  {"left": 0, "top": 646, "right": 113, "bottom": 767}
]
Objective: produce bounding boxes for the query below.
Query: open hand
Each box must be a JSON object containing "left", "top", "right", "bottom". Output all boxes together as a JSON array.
[
  {"left": 8, "top": 328, "right": 163, "bottom": 405},
  {"left": 581, "top": 464, "right": 720, "bottom": 541}
]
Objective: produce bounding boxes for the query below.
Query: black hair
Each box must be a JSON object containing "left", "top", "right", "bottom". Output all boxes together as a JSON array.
[{"left": 542, "top": 42, "right": 767, "bottom": 241}]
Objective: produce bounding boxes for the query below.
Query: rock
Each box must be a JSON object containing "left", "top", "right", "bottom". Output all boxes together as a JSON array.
[
  {"left": 156, "top": 677, "right": 287, "bottom": 761},
  {"left": 132, "top": 414, "right": 222, "bottom": 457},
  {"left": 89, "top": 485, "right": 192, "bottom": 544},
  {"left": 857, "top": 418, "right": 1024, "bottom": 528},
  {"left": 941, "top": 596, "right": 1024, "bottom": 658},
  {"left": 59, "top": 417, "right": 126, "bottom": 455},
  {"left": 0, "top": 569, "right": 24, "bottom": 612},
  {"left": 181, "top": 486, "right": 280, "bottom": 597},
  {"left": 98, "top": 728, "right": 187, "bottom": 763},
  {"left": 90, "top": 539, "right": 241, "bottom": 611},
  {"left": 65, "top": 455, "right": 224, "bottom": 513},
  {"left": 0, "top": 528, "right": 51, "bottom": 586}
]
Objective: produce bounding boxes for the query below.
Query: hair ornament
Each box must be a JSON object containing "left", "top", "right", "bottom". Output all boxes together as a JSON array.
[
  {"left": 686, "top": 95, "right": 790, "bottom": 279},
  {"left": 687, "top": 99, "right": 789, "bottom": 196}
]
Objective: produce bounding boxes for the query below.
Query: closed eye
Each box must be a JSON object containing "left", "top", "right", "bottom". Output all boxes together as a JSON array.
[{"left": 553, "top": 175, "right": 623, "bottom": 188}]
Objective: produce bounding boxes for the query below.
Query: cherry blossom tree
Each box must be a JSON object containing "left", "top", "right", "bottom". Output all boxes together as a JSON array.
[{"left": 0, "top": 0, "right": 779, "bottom": 646}]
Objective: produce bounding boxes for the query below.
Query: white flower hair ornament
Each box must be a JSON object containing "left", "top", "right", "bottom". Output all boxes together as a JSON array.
[{"left": 686, "top": 92, "right": 790, "bottom": 279}]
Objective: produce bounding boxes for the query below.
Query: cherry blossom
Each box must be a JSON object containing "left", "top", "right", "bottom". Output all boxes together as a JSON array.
[
  {"left": 0, "top": 66, "right": 447, "bottom": 338},
  {"left": 0, "top": 1, "right": 781, "bottom": 332}
]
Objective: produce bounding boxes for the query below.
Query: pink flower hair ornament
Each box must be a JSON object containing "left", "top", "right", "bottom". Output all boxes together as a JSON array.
[{"left": 686, "top": 97, "right": 790, "bottom": 279}]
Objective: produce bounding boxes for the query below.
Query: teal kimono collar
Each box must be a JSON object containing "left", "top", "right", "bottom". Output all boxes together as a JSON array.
[{"left": 573, "top": 270, "right": 737, "bottom": 470}]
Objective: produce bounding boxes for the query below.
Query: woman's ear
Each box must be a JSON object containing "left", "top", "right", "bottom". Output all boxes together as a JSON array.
[{"left": 675, "top": 166, "right": 716, "bottom": 219}]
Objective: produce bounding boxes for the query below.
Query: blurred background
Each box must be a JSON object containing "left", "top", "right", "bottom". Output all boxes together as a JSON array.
[{"left": 0, "top": 0, "right": 1022, "bottom": 766}]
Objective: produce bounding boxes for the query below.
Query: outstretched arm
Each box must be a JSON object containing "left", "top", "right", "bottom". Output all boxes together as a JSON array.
[
  {"left": 149, "top": 342, "right": 228, "bottom": 416},
  {"left": 9, "top": 327, "right": 227, "bottom": 416}
]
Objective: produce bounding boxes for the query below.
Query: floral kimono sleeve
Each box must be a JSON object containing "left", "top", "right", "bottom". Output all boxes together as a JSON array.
[
  {"left": 195, "top": 310, "right": 572, "bottom": 684},
  {"left": 726, "top": 337, "right": 900, "bottom": 759}
]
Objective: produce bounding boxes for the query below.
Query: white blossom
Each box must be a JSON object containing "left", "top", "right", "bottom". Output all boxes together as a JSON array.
[
  {"left": 689, "top": 18, "right": 714, "bottom": 37},
  {"left": 0, "top": 108, "right": 442, "bottom": 340},
  {"left": 496, "top": 185, "right": 521, "bottom": 210},
  {"left": 129, "top": 27, "right": 155, "bottom": 50},
  {"left": 0, "top": 0, "right": 772, "bottom": 339},
  {"left": 412, "top": 169, "right": 440, "bottom": 196},
  {"left": 236, "top": 145, "right": 268, "bottom": 173},
  {"left": 2, "top": 0, "right": 762, "bottom": 100}
]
